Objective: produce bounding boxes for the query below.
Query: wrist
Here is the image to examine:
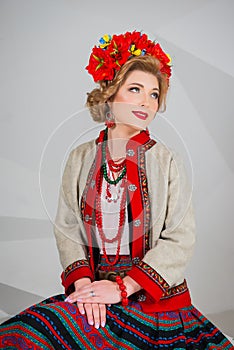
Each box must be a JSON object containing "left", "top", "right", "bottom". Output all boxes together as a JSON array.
[
  {"left": 74, "top": 277, "right": 91, "bottom": 291},
  {"left": 123, "top": 276, "right": 142, "bottom": 297},
  {"left": 116, "top": 276, "right": 128, "bottom": 306}
]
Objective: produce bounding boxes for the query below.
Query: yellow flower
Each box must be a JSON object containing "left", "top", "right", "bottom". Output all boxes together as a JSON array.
[
  {"left": 166, "top": 53, "right": 172, "bottom": 65},
  {"left": 130, "top": 44, "right": 142, "bottom": 56},
  {"left": 99, "top": 34, "right": 112, "bottom": 49}
]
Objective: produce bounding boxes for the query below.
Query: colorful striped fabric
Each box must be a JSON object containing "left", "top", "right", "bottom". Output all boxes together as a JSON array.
[{"left": 1, "top": 294, "right": 233, "bottom": 349}]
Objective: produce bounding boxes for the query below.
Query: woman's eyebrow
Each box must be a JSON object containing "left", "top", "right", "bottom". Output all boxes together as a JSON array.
[{"left": 128, "top": 82, "right": 159, "bottom": 91}]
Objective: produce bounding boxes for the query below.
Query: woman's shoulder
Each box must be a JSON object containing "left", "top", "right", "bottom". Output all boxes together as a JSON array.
[
  {"left": 68, "top": 138, "right": 97, "bottom": 160},
  {"left": 148, "top": 139, "right": 187, "bottom": 174},
  {"left": 149, "top": 139, "right": 174, "bottom": 160}
]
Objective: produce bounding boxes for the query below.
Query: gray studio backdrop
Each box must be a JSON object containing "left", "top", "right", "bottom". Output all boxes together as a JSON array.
[{"left": 1, "top": 0, "right": 233, "bottom": 330}]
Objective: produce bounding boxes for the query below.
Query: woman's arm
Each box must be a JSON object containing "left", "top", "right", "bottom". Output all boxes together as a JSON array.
[
  {"left": 54, "top": 149, "right": 93, "bottom": 294},
  {"left": 127, "top": 154, "right": 196, "bottom": 301},
  {"left": 55, "top": 150, "right": 109, "bottom": 328}
]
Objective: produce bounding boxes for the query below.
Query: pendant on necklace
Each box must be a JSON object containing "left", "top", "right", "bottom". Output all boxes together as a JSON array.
[
  {"left": 105, "top": 190, "right": 120, "bottom": 203},
  {"left": 105, "top": 182, "right": 120, "bottom": 203},
  {"left": 105, "top": 167, "right": 122, "bottom": 203},
  {"left": 112, "top": 192, "right": 118, "bottom": 201}
]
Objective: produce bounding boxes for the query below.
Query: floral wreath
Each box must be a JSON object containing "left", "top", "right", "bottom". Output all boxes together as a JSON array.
[{"left": 86, "top": 30, "right": 172, "bottom": 84}]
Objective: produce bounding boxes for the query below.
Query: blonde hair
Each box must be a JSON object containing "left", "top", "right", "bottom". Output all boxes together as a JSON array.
[{"left": 86, "top": 55, "right": 169, "bottom": 123}]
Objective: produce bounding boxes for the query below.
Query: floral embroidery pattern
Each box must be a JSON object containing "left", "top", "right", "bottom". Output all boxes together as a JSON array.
[
  {"left": 138, "top": 139, "right": 156, "bottom": 253},
  {"left": 136, "top": 260, "right": 189, "bottom": 298},
  {"left": 64, "top": 259, "right": 90, "bottom": 279},
  {"left": 136, "top": 260, "right": 170, "bottom": 292},
  {"left": 98, "top": 255, "right": 132, "bottom": 272},
  {"left": 161, "top": 280, "right": 188, "bottom": 299},
  {"left": 80, "top": 147, "right": 99, "bottom": 221}
]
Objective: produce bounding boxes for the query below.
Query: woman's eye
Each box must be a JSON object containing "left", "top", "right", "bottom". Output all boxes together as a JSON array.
[
  {"left": 151, "top": 92, "right": 159, "bottom": 99},
  {"left": 129, "top": 87, "right": 140, "bottom": 93}
]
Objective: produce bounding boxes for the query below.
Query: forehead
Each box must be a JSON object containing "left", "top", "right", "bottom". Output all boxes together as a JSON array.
[{"left": 124, "top": 70, "right": 159, "bottom": 87}]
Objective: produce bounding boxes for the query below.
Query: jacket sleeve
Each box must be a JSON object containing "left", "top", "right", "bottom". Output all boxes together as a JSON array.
[
  {"left": 53, "top": 149, "right": 93, "bottom": 294},
  {"left": 127, "top": 154, "right": 196, "bottom": 301}
]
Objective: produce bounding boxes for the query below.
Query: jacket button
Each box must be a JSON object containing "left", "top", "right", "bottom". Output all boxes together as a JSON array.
[
  {"left": 137, "top": 294, "right": 146, "bottom": 302},
  {"left": 126, "top": 149, "right": 135, "bottom": 157},
  {"left": 128, "top": 184, "right": 137, "bottom": 191},
  {"left": 132, "top": 257, "right": 140, "bottom": 265},
  {"left": 85, "top": 214, "right": 91, "bottom": 222},
  {"left": 134, "top": 219, "right": 141, "bottom": 227}
]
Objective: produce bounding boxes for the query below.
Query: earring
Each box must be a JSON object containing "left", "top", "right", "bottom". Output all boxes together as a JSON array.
[{"left": 105, "top": 111, "right": 116, "bottom": 128}]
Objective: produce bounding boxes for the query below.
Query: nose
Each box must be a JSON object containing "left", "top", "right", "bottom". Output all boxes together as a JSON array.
[{"left": 140, "top": 93, "right": 150, "bottom": 108}]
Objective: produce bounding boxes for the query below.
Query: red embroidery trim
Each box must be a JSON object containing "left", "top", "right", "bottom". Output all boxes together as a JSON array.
[
  {"left": 136, "top": 260, "right": 170, "bottom": 292},
  {"left": 64, "top": 259, "right": 90, "bottom": 279}
]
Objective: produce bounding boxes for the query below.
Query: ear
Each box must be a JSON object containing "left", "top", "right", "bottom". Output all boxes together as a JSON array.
[{"left": 106, "top": 100, "right": 112, "bottom": 110}]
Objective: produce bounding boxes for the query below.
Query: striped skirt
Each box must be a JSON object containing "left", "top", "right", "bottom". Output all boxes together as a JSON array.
[{"left": 1, "top": 294, "right": 233, "bottom": 349}]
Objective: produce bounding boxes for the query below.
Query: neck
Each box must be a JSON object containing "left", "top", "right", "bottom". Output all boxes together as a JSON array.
[
  {"left": 108, "top": 123, "right": 141, "bottom": 141},
  {"left": 107, "top": 124, "right": 141, "bottom": 160}
]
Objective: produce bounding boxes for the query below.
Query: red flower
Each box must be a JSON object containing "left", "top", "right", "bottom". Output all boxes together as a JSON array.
[
  {"left": 107, "top": 34, "right": 131, "bottom": 69},
  {"left": 123, "top": 31, "right": 149, "bottom": 55},
  {"left": 147, "top": 43, "right": 171, "bottom": 79},
  {"left": 125, "top": 31, "right": 148, "bottom": 48},
  {"left": 148, "top": 43, "right": 170, "bottom": 65},
  {"left": 160, "top": 64, "right": 172, "bottom": 79},
  {"left": 86, "top": 46, "right": 115, "bottom": 82}
]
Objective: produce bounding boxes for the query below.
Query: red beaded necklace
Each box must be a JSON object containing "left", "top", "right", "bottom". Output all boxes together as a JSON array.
[
  {"left": 95, "top": 137, "right": 127, "bottom": 266},
  {"left": 106, "top": 145, "right": 126, "bottom": 174}
]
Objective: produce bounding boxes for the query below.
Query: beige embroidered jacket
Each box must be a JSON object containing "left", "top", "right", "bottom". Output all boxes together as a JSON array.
[{"left": 54, "top": 137, "right": 195, "bottom": 310}]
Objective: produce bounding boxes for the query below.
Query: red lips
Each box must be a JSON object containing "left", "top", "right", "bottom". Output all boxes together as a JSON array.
[{"left": 132, "top": 110, "right": 148, "bottom": 120}]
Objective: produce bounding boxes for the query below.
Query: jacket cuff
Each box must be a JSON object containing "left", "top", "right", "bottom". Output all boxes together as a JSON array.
[
  {"left": 61, "top": 260, "right": 94, "bottom": 295},
  {"left": 127, "top": 260, "right": 169, "bottom": 302}
]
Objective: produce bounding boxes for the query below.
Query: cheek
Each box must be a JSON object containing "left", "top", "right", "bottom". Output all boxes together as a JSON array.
[
  {"left": 114, "top": 91, "right": 137, "bottom": 104},
  {"left": 146, "top": 110, "right": 157, "bottom": 124},
  {"left": 112, "top": 103, "right": 132, "bottom": 121},
  {"left": 150, "top": 100, "right": 159, "bottom": 113}
]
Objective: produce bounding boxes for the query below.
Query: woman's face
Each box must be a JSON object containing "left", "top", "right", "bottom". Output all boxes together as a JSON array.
[{"left": 109, "top": 70, "right": 160, "bottom": 131}]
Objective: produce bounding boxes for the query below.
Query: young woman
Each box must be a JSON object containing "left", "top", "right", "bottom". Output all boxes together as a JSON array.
[{"left": 1, "top": 31, "right": 233, "bottom": 349}]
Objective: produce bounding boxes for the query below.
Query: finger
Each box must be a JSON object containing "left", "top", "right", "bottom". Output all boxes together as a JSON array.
[
  {"left": 92, "top": 303, "right": 101, "bottom": 329},
  {"left": 76, "top": 297, "right": 101, "bottom": 304},
  {"left": 77, "top": 302, "right": 85, "bottom": 315},
  {"left": 84, "top": 303, "right": 94, "bottom": 326},
  {"left": 65, "top": 292, "right": 79, "bottom": 303},
  {"left": 66, "top": 290, "right": 95, "bottom": 303},
  {"left": 99, "top": 304, "right": 106, "bottom": 327},
  {"left": 64, "top": 293, "right": 76, "bottom": 303}
]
